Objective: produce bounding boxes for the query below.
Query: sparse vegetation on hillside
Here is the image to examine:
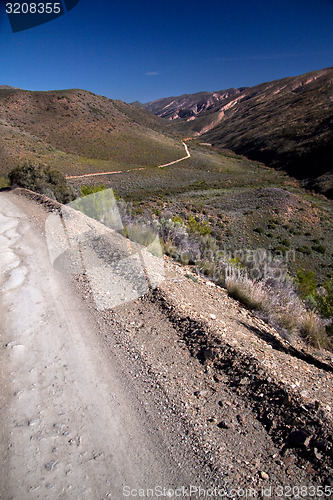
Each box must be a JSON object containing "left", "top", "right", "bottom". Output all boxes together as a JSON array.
[
  {"left": 2, "top": 81, "right": 331, "bottom": 351},
  {"left": 0, "top": 87, "right": 183, "bottom": 178},
  {"left": 109, "top": 188, "right": 333, "bottom": 349}
]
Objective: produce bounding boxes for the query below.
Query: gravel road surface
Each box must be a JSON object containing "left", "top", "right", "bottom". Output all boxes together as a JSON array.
[{"left": 0, "top": 192, "right": 205, "bottom": 499}]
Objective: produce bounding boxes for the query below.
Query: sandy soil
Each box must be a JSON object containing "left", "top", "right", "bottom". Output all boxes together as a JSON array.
[{"left": 1, "top": 189, "right": 333, "bottom": 499}]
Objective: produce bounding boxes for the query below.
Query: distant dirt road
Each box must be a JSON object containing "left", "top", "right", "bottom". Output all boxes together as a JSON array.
[
  {"left": 0, "top": 191, "right": 203, "bottom": 499},
  {"left": 66, "top": 141, "right": 191, "bottom": 180}
]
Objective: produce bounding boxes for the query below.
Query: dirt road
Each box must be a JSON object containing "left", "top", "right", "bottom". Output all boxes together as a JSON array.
[
  {"left": 0, "top": 191, "right": 206, "bottom": 499},
  {"left": 66, "top": 141, "right": 191, "bottom": 180},
  {"left": 1, "top": 190, "right": 333, "bottom": 499}
]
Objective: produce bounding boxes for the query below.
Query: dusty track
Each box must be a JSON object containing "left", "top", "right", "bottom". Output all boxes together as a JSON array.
[
  {"left": 0, "top": 191, "right": 206, "bottom": 499},
  {"left": 1, "top": 189, "right": 333, "bottom": 499},
  {"left": 66, "top": 141, "right": 191, "bottom": 180}
]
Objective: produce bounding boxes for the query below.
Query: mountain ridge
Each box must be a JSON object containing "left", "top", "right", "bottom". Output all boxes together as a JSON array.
[{"left": 144, "top": 87, "right": 247, "bottom": 120}]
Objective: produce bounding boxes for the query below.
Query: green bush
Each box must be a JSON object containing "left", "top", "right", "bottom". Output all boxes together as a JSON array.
[
  {"left": 296, "top": 271, "right": 333, "bottom": 339},
  {"left": 187, "top": 215, "right": 211, "bottom": 236},
  {"left": 297, "top": 246, "right": 312, "bottom": 255},
  {"left": 316, "top": 280, "right": 333, "bottom": 320},
  {"left": 0, "top": 176, "right": 10, "bottom": 188},
  {"left": 80, "top": 184, "right": 106, "bottom": 197},
  {"left": 171, "top": 215, "right": 184, "bottom": 224},
  {"left": 296, "top": 269, "right": 317, "bottom": 297},
  {"left": 9, "top": 163, "right": 75, "bottom": 204},
  {"left": 280, "top": 238, "right": 291, "bottom": 247}
]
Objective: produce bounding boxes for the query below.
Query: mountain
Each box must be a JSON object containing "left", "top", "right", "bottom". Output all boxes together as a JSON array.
[
  {"left": 0, "top": 88, "right": 181, "bottom": 177},
  {"left": 0, "top": 85, "right": 20, "bottom": 90},
  {"left": 143, "top": 68, "right": 333, "bottom": 197},
  {"left": 144, "top": 88, "right": 246, "bottom": 120}
]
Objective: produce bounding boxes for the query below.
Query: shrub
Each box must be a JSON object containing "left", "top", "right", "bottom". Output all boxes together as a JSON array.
[
  {"left": 187, "top": 215, "right": 211, "bottom": 236},
  {"left": 9, "top": 163, "right": 75, "bottom": 204},
  {"left": 0, "top": 176, "right": 10, "bottom": 188},
  {"left": 280, "top": 238, "right": 291, "bottom": 247},
  {"left": 297, "top": 246, "right": 312, "bottom": 255},
  {"left": 316, "top": 280, "right": 333, "bottom": 320},
  {"left": 296, "top": 269, "right": 317, "bottom": 297},
  {"left": 196, "top": 260, "right": 215, "bottom": 277},
  {"left": 312, "top": 244, "right": 326, "bottom": 254},
  {"left": 300, "top": 311, "right": 331, "bottom": 349},
  {"left": 163, "top": 240, "right": 178, "bottom": 258},
  {"left": 225, "top": 265, "right": 329, "bottom": 347},
  {"left": 274, "top": 245, "right": 288, "bottom": 255},
  {"left": 171, "top": 214, "right": 184, "bottom": 224},
  {"left": 80, "top": 184, "right": 106, "bottom": 197},
  {"left": 225, "top": 275, "right": 265, "bottom": 310}
]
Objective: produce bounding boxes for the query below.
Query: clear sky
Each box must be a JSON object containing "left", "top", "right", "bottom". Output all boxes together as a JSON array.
[{"left": 0, "top": 0, "right": 332, "bottom": 103}]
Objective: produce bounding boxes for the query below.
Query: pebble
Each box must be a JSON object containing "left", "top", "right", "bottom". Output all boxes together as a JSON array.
[
  {"left": 194, "top": 390, "right": 209, "bottom": 397},
  {"left": 217, "top": 420, "right": 232, "bottom": 430},
  {"left": 210, "top": 314, "right": 216, "bottom": 320},
  {"left": 45, "top": 460, "right": 58, "bottom": 471},
  {"left": 260, "top": 471, "right": 269, "bottom": 480},
  {"left": 28, "top": 418, "right": 39, "bottom": 426}
]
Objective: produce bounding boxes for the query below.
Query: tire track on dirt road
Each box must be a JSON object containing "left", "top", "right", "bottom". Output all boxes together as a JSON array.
[{"left": 0, "top": 191, "right": 207, "bottom": 499}]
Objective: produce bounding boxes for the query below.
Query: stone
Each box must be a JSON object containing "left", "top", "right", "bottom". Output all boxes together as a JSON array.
[
  {"left": 203, "top": 348, "right": 215, "bottom": 361},
  {"left": 194, "top": 390, "right": 208, "bottom": 397},
  {"left": 287, "top": 429, "right": 313, "bottom": 448},
  {"left": 45, "top": 460, "right": 58, "bottom": 471},
  {"left": 217, "top": 420, "right": 232, "bottom": 430}
]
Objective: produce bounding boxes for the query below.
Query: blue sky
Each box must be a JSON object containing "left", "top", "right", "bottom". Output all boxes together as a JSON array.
[{"left": 0, "top": 0, "right": 332, "bottom": 102}]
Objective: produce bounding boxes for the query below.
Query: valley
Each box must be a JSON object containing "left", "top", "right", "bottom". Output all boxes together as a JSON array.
[
  {"left": 1, "top": 75, "right": 332, "bottom": 342},
  {"left": 144, "top": 67, "right": 333, "bottom": 198}
]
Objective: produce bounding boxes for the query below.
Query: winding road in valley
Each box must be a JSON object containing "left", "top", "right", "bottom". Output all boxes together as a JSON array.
[{"left": 66, "top": 141, "right": 191, "bottom": 180}]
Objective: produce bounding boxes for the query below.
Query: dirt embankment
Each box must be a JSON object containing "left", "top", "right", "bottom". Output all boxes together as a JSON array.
[{"left": 1, "top": 188, "right": 333, "bottom": 499}]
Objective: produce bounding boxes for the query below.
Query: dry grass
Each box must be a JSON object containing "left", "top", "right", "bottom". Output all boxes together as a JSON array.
[
  {"left": 301, "top": 310, "right": 331, "bottom": 349},
  {"left": 225, "top": 270, "right": 330, "bottom": 348},
  {"left": 225, "top": 275, "right": 266, "bottom": 311}
]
